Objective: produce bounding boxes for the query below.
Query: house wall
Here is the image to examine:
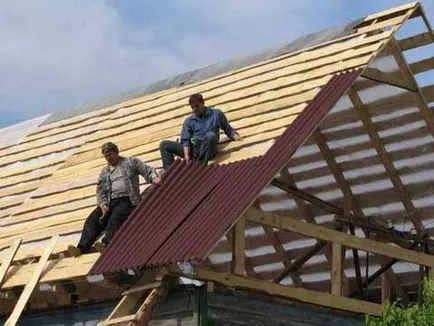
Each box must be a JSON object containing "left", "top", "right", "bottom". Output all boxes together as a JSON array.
[{"left": 1, "top": 288, "right": 364, "bottom": 326}]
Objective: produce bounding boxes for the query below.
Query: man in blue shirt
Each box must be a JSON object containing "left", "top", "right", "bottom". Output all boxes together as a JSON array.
[{"left": 160, "top": 93, "right": 241, "bottom": 169}]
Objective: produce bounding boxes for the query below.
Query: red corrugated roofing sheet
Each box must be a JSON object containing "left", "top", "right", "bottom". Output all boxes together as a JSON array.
[{"left": 90, "top": 70, "right": 360, "bottom": 275}]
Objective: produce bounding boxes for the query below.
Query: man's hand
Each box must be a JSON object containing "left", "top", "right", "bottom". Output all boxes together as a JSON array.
[
  {"left": 153, "top": 169, "right": 164, "bottom": 186},
  {"left": 184, "top": 154, "right": 191, "bottom": 164},
  {"left": 99, "top": 206, "right": 109, "bottom": 223},
  {"left": 233, "top": 132, "right": 242, "bottom": 141}
]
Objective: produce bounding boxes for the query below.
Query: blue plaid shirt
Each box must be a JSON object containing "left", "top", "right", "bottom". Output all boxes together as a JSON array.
[{"left": 180, "top": 108, "right": 236, "bottom": 147}]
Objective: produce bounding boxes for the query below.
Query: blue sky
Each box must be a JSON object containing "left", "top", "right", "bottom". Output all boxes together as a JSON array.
[{"left": 0, "top": 0, "right": 432, "bottom": 128}]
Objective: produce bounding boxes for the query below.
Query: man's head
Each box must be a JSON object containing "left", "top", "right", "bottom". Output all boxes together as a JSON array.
[
  {"left": 101, "top": 142, "right": 120, "bottom": 166},
  {"left": 189, "top": 93, "right": 206, "bottom": 117}
]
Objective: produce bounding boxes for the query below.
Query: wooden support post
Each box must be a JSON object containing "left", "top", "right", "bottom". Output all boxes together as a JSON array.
[
  {"left": 381, "top": 274, "right": 391, "bottom": 303},
  {"left": 232, "top": 217, "right": 246, "bottom": 276},
  {"left": 5, "top": 236, "right": 58, "bottom": 326},
  {"left": 331, "top": 242, "right": 344, "bottom": 296},
  {"left": 0, "top": 239, "right": 21, "bottom": 286}
]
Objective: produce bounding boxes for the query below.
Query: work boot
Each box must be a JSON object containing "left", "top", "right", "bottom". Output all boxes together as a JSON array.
[{"left": 67, "top": 245, "right": 81, "bottom": 257}]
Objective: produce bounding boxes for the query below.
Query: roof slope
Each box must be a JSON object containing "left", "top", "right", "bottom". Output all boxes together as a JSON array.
[
  {"left": 0, "top": 2, "right": 430, "bottom": 296},
  {"left": 90, "top": 70, "right": 360, "bottom": 274}
]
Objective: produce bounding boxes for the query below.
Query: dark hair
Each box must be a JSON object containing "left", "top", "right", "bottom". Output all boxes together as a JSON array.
[
  {"left": 101, "top": 141, "right": 119, "bottom": 154},
  {"left": 189, "top": 93, "right": 204, "bottom": 103}
]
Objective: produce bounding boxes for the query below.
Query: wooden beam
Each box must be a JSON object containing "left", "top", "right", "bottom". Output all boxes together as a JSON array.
[
  {"left": 5, "top": 236, "right": 58, "bottom": 326},
  {"left": 130, "top": 277, "right": 173, "bottom": 326},
  {"left": 389, "top": 38, "right": 434, "bottom": 135},
  {"left": 398, "top": 32, "right": 434, "bottom": 51},
  {"left": 362, "top": 67, "right": 417, "bottom": 91},
  {"left": 245, "top": 208, "right": 434, "bottom": 267},
  {"left": 381, "top": 274, "right": 391, "bottom": 303},
  {"left": 348, "top": 88, "right": 425, "bottom": 233},
  {"left": 121, "top": 281, "right": 161, "bottom": 296},
  {"left": 274, "top": 240, "right": 328, "bottom": 283},
  {"left": 331, "top": 242, "right": 344, "bottom": 296},
  {"left": 409, "top": 57, "right": 434, "bottom": 74},
  {"left": 0, "top": 239, "right": 21, "bottom": 286},
  {"left": 171, "top": 266, "right": 383, "bottom": 316},
  {"left": 232, "top": 217, "right": 246, "bottom": 276}
]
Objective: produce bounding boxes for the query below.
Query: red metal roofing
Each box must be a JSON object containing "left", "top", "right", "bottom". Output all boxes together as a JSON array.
[{"left": 90, "top": 70, "right": 360, "bottom": 275}]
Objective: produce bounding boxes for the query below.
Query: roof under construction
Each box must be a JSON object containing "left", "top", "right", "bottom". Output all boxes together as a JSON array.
[{"left": 1, "top": 1, "right": 434, "bottom": 324}]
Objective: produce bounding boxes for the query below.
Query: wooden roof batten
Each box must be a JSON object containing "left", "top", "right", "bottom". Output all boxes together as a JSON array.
[{"left": 2, "top": 2, "right": 434, "bottom": 323}]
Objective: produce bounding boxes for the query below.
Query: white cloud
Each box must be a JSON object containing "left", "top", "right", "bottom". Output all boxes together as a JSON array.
[{"left": 0, "top": 0, "right": 431, "bottom": 127}]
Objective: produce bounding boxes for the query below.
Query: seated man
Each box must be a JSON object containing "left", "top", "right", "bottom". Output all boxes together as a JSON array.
[
  {"left": 160, "top": 93, "right": 241, "bottom": 169},
  {"left": 68, "top": 142, "right": 162, "bottom": 257}
]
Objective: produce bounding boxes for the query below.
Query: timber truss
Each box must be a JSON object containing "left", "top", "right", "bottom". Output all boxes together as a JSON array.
[{"left": 1, "top": 2, "right": 434, "bottom": 325}]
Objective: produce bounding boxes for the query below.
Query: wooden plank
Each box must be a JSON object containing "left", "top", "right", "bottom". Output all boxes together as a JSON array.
[
  {"left": 90, "top": 52, "right": 375, "bottom": 144},
  {"left": 348, "top": 88, "right": 425, "bottom": 232},
  {"left": 232, "top": 217, "right": 246, "bottom": 276},
  {"left": 0, "top": 135, "right": 87, "bottom": 169},
  {"left": 381, "top": 274, "right": 391, "bottom": 303},
  {"left": 26, "top": 105, "right": 118, "bottom": 140},
  {"left": 132, "top": 278, "right": 173, "bottom": 325},
  {"left": 356, "top": 15, "right": 407, "bottom": 34},
  {"left": 104, "top": 31, "right": 390, "bottom": 126},
  {"left": 0, "top": 124, "right": 99, "bottom": 159},
  {"left": 121, "top": 281, "right": 161, "bottom": 296},
  {"left": 0, "top": 157, "right": 65, "bottom": 180},
  {"left": 245, "top": 208, "right": 434, "bottom": 267},
  {"left": 176, "top": 266, "right": 383, "bottom": 316},
  {"left": 423, "top": 85, "right": 434, "bottom": 103},
  {"left": 331, "top": 242, "right": 343, "bottom": 296},
  {"left": 5, "top": 236, "right": 58, "bottom": 326},
  {"left": 398, "top": 32, "right": 434, "bottom": 51},
  {"left": 362, "top": 67, "right": 417, "bottom": 91},
  {"left": 364, "top": 2, "right": 417, "bottom": 22},
  {"left": 0, "top": 239, "right": 22, "bottom": 285},
  {"left": 409, "top": 57, "right": 434, "bottom": 74},
  {"left": 1, "top": 252, "right": 98, "bottom": 289},
  {"left": 98, "top": 314, "right": 135, "bottom": 325},
  {"left": 0, "top": 207, "right": 90, "bottom": 242}
]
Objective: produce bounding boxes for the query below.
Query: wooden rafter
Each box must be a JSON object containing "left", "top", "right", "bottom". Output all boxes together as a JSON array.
[
  {"left": 348, "top": 88, "right": 425, "bottom": 233},
  {"left": 313, "top": 130, "right": 409, "bottom": 300},
  {"left": 0, "top": 239, "right": 21, "bottom": 286},
  {"left": 169, "top": 265, "right": 382, "bottom": 316},
  {"left": 245, "top": 208, "right": 434, "bottom": 267},
  {"left": 388, "top": 38, "right": 434, "bottom": 137}
]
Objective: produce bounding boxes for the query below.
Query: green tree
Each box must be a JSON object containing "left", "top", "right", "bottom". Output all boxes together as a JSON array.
[{"left": 366, "top": 278, "right": 434, "bottom": 326}]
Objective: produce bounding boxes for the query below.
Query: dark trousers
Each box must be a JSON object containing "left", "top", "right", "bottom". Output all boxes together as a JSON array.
[
  {"left": 77, "top": 197, "right": 134, "bottom": 254},
  {"left": 159, "top": 132, "right": 218, "bottom": 169}
]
